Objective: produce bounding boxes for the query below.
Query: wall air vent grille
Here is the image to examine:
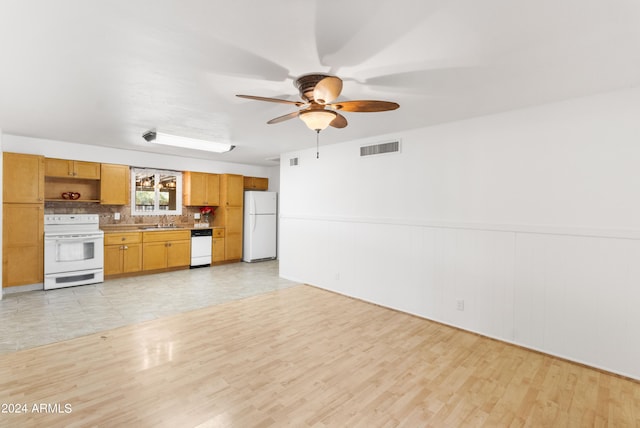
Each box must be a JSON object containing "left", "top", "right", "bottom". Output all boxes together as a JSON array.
[
  {"left": 360, "top": 140, "right": 401, "bottom": 157},
  {"left": 289, "top": 157, "right": 299, "bottom": 166}
]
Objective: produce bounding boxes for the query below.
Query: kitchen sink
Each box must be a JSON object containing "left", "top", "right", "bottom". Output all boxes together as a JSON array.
[{"left": 139, "top": 225, "right": 185, "bottom": 230}]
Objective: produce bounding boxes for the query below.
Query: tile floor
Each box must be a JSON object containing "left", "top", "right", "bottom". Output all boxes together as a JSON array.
[{"left": 0, "top": 261, "right": 297, "bottom": 354}]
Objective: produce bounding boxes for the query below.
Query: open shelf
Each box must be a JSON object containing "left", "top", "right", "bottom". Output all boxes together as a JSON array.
[
  {"left": 45, "top": 177, "right": 100, "bottom": 202},
  {"left": 45, "top": 198, "right": 100, "bottom": 203}
]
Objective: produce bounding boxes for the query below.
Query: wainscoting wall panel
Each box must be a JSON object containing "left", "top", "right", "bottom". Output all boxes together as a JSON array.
[{"left": 280, "top": 216, "right": 640, "bottom": 380}]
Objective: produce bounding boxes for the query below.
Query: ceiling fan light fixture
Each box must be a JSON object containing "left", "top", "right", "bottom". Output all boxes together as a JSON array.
[
  {"left": 299, "top": 110, "right": 337, "bottom": 131},
  {"left": 143, "top": 131, "right": 235, "bottom": 153}
]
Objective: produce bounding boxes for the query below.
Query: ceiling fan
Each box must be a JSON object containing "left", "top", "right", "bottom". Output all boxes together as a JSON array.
[{"left": 236, "top": 73, "right": 400, "bottom": 132}]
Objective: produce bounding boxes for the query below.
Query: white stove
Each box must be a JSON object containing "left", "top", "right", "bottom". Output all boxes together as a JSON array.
[{"left": 44, "top": 214, "right": 104, "bottom": 290}]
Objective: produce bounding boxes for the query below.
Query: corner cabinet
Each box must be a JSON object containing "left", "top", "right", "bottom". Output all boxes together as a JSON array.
[
  {"left": 142, "top": 230, "right": 191, "bottom": 271},
  {"left": 2, "top": 152, "right": 45, "bottom": 287},
  {"left": 100, "top": 164, "right": 130, "bottom": 205},
  {"left": 183, "top": 171, "right": 220, "bottom": 206}
]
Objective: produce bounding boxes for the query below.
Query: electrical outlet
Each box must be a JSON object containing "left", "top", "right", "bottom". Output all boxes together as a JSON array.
[
  {"left": 456, "top": 300, "right": 465, "bottom": 311},
  {"left": 114, "top": 212, "right": 121, "bottom": 220},
  {"left": 194, "top": 213, "right": 201, "bottom": 219}
]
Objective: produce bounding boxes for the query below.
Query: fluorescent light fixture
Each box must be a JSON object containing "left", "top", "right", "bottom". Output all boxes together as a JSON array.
[{"left": 143, "top": 131, "right": 235, "bottom": 153}]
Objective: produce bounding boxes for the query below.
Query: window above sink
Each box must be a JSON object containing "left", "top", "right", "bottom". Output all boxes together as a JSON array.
[{"left": 131, "top": 168, "right": 182, "bottom": 216}]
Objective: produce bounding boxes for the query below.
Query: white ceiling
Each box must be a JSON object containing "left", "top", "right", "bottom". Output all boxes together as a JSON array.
[{"left": 1, "top": 0, "right": 640, "bottom": 165}]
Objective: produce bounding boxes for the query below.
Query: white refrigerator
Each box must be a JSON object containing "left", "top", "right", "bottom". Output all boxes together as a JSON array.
[{"left": 243, "top": 191, "right": 277, "bottom": 262}]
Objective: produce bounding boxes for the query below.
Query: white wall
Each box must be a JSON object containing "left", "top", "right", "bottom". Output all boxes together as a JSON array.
[{"left": 279, "top": 86, "right": 640, "bottom": 380}]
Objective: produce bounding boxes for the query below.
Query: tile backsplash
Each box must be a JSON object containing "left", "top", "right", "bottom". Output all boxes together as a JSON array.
[{"left": 45, "top": 202, "right": 205, "bottom": 226}]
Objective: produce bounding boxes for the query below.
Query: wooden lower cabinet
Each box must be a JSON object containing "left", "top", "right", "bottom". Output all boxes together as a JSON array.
[
  {"left": 104, "top": 232, "right": 142, "bottom": 276},
  {"left": 2, "top": 203, "right": 44, "bottom": 287},
  {"left": 223, "top": 207, "right": 243, "bottom": 260},
  {"left": 142, "top": 230, "right": 190, "bottom": 271},
  {"left": 212, "top": 228, "right": 225, "bottom": 262}
]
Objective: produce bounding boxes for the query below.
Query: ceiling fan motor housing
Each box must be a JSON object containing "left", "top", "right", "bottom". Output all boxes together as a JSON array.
[{"left": 294, "top": 73, "right": 331, "bottom": 102}]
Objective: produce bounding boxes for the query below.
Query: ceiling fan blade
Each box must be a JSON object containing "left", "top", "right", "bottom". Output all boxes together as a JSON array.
[
  {"left": 328, "top": 100, "right": 399, "bottom": 112},
  {"left": 267, "top": 111, "right": 300, "bottom": 124},
  {"left": 330, "top": 113, "right": 348, "bottom": 129},
  {"left": 313, "top": 76, "right": 343, "bottom": 104},
  {"left": 236, "top": 94, "right": 305, "bottom": 107}
]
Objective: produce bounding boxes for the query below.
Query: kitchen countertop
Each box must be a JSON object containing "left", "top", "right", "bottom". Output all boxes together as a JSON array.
[{"left": 101, "top": 224, "right": 224, "bottom": 233}]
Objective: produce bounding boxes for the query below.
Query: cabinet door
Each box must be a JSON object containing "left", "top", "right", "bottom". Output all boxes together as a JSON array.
[
  {"left": 3, "top": 153, "right": 44, "bottom": 203},
  {"left": 2, "top": 203, "right": 44, "bottom": 286},
  {"left": 224, "top": 174, "right": 244, "bottom": 207},
  {"left": 100, "top": 164, "right": 129, "bottom": 205},
  {"left": 122, "top": 243, "right": 143, "bottom": 273},
  {"left": 243, "top": 176, "right": 269, "bottom": 190},
  {"left": 74, "top": 161, "right": 101, "bottom": 179},
  {"left": 184, "top": 172, "right": 207, "bottom": 206},
  {"left": 44, "top": 158, "right": 73, "bottom": 177},
  {"left": 212, "top": 237, "right": 225, "bottom": 262},
  {"left": 225, "top": 206, "right": 243, "bottom": 260},
  {"left": 227, "top": 174, "right": 244, "bottom": 206},
  {"left": 206, "top": 173, "right": 220, "bottom": 206},
  {"left": 253, "top": 177, "right": 269, "bottom": 190},
  {"left": 142, "top": 242, "right": 167, "bottom": 271},
  {"left": 166, "top": 240, "right": 190, "bottom": 268},
  {"left": 104, "top": 245, "right": 123, "bottom": 276}
]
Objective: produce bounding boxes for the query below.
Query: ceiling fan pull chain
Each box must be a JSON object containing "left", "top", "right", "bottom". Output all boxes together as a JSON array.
[{"left": 316, "top": 129, "right": 320, "bottom": 159}]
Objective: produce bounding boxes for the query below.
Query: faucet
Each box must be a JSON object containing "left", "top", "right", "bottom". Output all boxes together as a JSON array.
[{"left": 157, "top": 215, "right": 175, "bottom": 228}]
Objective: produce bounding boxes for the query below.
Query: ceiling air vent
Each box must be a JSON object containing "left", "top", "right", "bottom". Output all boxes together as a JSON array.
[
  {"left": 360, "top": 140, "right": 401, "bottom": 157},
  {"left": 289, "top": 157, "right": 299, "bottom": 166}
]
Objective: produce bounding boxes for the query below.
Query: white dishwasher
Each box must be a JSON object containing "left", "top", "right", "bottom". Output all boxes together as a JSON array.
[{"left": 190, "top": 228, "right": 212, "bottom": 267}]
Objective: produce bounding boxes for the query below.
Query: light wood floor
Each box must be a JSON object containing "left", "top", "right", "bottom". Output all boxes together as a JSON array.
[{"left": 0, "top": 285, "right": 638, "bottom": 427}]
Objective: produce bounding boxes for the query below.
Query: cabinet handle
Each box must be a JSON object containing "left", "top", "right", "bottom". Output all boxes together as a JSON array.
[
  {"left": 121, "top": 237, "right": 126, "bottom": 241},
  {"left": 123, "top": 246, "right": 128, "bottom": 250}
]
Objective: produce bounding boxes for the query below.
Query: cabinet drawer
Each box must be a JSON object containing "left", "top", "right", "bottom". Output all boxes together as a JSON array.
[
  {"left": 104, "top": 232, "right": 142, "bottom": 245},
  {"left": 142, "top": 230, "right": 191, "bottom": 243},
  {"left": 212, "top": 228, "right": 225, "bottom": 238}
]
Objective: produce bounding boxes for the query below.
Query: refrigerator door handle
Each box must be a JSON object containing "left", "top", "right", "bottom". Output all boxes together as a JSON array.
[{"left": 251, "top": 213, "right": 257, "bottom": 233}]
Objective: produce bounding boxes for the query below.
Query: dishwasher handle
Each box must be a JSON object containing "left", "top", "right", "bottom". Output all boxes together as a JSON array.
[{"left": 191, "top": 228, "right": 213, "bottom": 237}]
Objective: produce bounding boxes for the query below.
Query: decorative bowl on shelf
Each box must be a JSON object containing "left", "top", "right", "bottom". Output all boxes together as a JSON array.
[{"left": 61, "top": 192, "right": 81, "bottom": 200}]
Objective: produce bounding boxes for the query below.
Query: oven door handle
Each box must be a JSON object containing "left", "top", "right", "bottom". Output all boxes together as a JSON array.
[{"left": 45, "top": 234, "right": 103, "bottom": 241}]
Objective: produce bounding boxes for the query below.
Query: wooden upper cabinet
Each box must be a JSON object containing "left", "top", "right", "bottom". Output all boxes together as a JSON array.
[
  {"left": 3, "top": 152, "right": 45, "bottom": 203},
  {"left": 243, "top": 176, "right": 269, "bottom": 191},
  {"left": 183, "top": 171, "right": 220, "bottom": 206},
  {"left": 45, "top": 158, "right": 101, "bottom": 179},
  {"left": 221, "top": 174, "right": 244, "bottom": 207},
  {"left": 100, "top": 163, "right": 129, "bottom": 205}
]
